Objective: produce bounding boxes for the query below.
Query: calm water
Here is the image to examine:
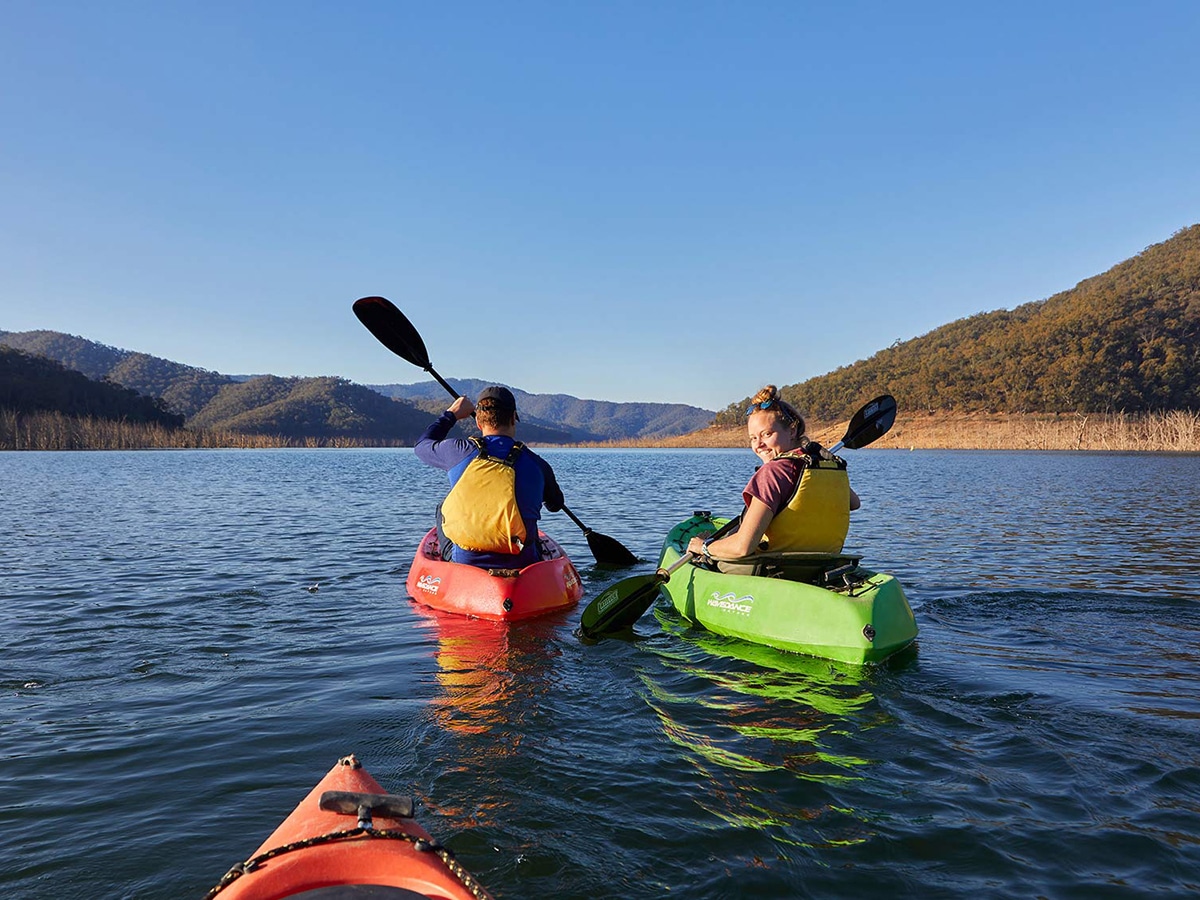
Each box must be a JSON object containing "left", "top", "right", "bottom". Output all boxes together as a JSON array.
[{"left": 2, "top": 448, "right": 1199, "bottom": 899}]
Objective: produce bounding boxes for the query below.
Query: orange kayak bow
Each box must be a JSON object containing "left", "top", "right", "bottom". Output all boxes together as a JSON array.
[{"left": 205, "top": 755, "right": 492, "bottom": 900}]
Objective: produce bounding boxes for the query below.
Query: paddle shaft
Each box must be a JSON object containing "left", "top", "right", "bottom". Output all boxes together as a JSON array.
[
  {"left": 427, "top": 369, "right": 459, "bottom": 400},
  {"left": 657, "top": 551, "right": 697, "bottom": 581},
  {"left": 561, "top": 506, "right": 593, "bottom": 534},
  {"left": 641, "top": 514, "right": 740, "bottom": 598}
]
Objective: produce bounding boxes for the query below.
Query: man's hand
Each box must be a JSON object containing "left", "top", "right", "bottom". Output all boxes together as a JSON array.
[{"left": 448, "top": 396, "right": 475, "bottom": 420}]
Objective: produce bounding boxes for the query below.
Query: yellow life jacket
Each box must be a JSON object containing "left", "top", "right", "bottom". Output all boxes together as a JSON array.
[
  {"left": 441, "top": 438, "right": 528, "bottom": 554},
  {"left": 762, "top": 451, "right": 851, "bottom": 554}
]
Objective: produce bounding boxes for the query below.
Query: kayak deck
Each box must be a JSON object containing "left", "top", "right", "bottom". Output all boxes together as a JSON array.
[
  {"left": 205, "top": 754, "right": 491, "bottom": 900},
  {"left": 657, "top": 514, "right": 918, "bottom": 664},
  {"left": 406, "top": 528, "right": 583, "bottom": 621}
]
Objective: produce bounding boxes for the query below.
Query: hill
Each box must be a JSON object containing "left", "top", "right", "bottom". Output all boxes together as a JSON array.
[
  {"left": 370, "top": 378, "right": 715, "bottom": 441},
  {"left": 714, "top": 224, "right": 1200, "bottom": 424},
  {"left": 0, "top": 330, "right": 432, "bottom": 441},
  {"left": 0, "top": 346, "right": 184, "bottom": 427},
  {"left": 183, "top": 375, "right": 431, "bottom": 440},
  {"left": 0, "top": 330, "right": 701, "bottom": 443},
  {"left": 0, "top": 329, "right": 234, "bottom": 417}
]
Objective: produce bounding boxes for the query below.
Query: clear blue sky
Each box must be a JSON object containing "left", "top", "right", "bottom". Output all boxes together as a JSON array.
[{"left": 2, "top": 2, "right": 1198, "bottom": 412}]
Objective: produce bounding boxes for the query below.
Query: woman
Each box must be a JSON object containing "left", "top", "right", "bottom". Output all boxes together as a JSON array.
[{"left": 686, "top": 385, "right": 861, "bottom": 562}]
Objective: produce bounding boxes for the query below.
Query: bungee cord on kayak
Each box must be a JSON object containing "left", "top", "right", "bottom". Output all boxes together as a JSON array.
[
  {"left": 204, "top": 827, "right": 493, "bottom": 900},
  {"left": 203, "top": 756, "right": 496, "bottom": 900}
]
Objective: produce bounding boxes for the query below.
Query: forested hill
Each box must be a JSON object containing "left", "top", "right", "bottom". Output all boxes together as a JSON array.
[
  {"left": 715, "top": 224, "right": 1200, "bottom": 424},
  {"left": 370, "top": 379, "right": 715, "bottom": 441},
  {"left": 0, "top": 329, "right": 235, "bottom": 418},
  {"left": 0, "top": 347, "right": 184, "bottom": 427}
]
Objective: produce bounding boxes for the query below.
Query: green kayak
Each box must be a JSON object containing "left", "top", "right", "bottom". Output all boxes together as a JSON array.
[{"left": 656, "top": 513, "right": 918, "bottom": 664}]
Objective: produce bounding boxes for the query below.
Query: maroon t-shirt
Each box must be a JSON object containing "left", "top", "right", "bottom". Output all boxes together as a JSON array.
[{"left": 742, "top": 456, "right": 804, "bottom": 514}]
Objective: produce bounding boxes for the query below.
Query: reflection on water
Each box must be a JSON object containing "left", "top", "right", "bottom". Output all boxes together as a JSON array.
[
  {"left": 629, "top": 606, "right": 909, "bottom": 844},
  {"left": 411, "top": 604, "right": 566, "bottom": 740}
]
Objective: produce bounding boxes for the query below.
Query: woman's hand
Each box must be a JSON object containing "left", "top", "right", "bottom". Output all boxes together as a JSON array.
[{"left": 687, "top": 536, "right": 708, "bottom": 556}]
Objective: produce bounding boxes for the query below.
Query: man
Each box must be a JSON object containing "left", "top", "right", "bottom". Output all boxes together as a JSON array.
[{"left": 415, "top": 385, "right": 564, "bottom": 568}]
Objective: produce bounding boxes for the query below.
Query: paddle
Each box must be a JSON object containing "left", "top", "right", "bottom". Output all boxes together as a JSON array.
[
  {"left": 577, "top": 394, "right": 898, "bottom": 638},
  {"left": 352, "top": 295, "right": 638, "bottom": 567}
]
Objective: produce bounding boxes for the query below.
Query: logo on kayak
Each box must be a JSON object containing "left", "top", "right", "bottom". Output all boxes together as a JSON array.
[
  {"left": 564, "top": 566, "right": 579, "bottom": 590},
  {"left": 707, "top": 590, "right": 754, "bottom": 615},
  {"left": 416, "top": 574, "right": 442, "bottom": 595}
]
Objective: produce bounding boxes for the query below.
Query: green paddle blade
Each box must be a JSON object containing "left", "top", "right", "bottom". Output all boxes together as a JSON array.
[
  {"left": 579, "top": 573, "right": 665, "bottom": 638},
  {"left": 353, "top": 296, "right": 432, "bottom": 370}
]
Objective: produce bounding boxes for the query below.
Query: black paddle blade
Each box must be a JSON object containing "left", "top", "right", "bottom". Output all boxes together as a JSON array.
[
  {"left": 352, "top": 296, "right": 433, "bottom": 370},
  {"left": 840, "top": 394, "right": 897, "bottom": 450},
  {"left": 561, "top": 504, "right": 638, "bottom": 566},
  {"left": 578, "top": 573, "right": 665, "bottom": 638},
  {"left": 586, "top": 529, "right": 639, "bottom": 567}
]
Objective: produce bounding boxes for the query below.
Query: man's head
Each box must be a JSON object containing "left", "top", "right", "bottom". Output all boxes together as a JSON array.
[{"left": 476, "top": 385, "right": 517, "bottom": 432}]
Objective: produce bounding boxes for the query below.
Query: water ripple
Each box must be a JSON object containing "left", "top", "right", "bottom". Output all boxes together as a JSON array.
[{"left": 1, "top": 448, "right": 1199, "bottom": 898}]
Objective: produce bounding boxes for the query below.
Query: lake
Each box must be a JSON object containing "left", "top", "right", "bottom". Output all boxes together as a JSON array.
[{"left": 2, "top": 448, "right": 1198, "bottom": 898}]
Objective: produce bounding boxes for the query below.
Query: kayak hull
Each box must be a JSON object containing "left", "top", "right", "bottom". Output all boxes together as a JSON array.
[
  {"left": 207, "top": 755, "right": 487, "bottom": 900},
  {"left": 406, "top": 528, "right": 583, "bottom": 621},
  {"left": 657, "top": 515, "right": 918, "bottom": 664}
]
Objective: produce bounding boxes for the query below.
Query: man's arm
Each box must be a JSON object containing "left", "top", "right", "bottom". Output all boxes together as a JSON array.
[
  {"left": 537, "top": 457, "right": 565, "bottom": 512},
  {"left": 415, "top": 399, "right": 475, "bottom": 470}
]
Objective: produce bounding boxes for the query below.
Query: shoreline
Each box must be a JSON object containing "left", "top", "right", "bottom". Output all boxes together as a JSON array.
[
  {"left": 4, "top": 409, "right": 1198, "bottom": 452},
  {"left": 556, "top": 410, "right": 1200, "bottom": 453}
]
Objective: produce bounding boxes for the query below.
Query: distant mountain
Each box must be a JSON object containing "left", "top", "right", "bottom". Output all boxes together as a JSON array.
[
  {"left": 0, "top": 330, "right": 709, "bottom": 443},
  {"left": 370, "top": 379, "right": 716, "bottom": 441},
  {"left": 714, "top": 224, "right": 1200, "bottom": 424},
  {"left": 0, "top": 346, "right": 183, "bottom": 427}
]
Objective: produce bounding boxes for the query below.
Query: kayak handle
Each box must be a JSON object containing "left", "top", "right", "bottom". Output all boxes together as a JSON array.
[{"left": 320, "top": 790, "right": 415, "bottom": 830}]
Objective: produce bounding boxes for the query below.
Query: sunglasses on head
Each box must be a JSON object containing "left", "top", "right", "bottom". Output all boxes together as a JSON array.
[
  {"left": 747, "top": 398, "right": 799, "bottom": 425},
  {"left": 746, "top": 398, "right": 779, "bottom": 416}
]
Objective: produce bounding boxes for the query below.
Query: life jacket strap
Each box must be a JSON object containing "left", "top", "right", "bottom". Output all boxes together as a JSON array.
[{"left": 468, "top": 435, "right": 524, "bottom": 467}]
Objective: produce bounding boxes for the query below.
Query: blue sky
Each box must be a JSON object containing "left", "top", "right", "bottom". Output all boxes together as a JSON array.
[{"left": 2, "top": 2, "right": 1198, "bottom": 411}]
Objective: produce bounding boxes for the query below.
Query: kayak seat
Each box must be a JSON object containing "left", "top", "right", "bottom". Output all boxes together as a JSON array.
[{"left": 713, "top": 551, "right": 863, "bottom": 585}]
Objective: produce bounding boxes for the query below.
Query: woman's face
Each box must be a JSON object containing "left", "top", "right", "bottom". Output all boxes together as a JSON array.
[{"left": 747, "top": 409, "right": 801, "bottom": 463}]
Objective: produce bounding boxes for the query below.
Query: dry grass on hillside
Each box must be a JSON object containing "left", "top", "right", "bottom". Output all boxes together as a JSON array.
[{"left": 566, "top": 410, "right": 1200, "bottom": 453}]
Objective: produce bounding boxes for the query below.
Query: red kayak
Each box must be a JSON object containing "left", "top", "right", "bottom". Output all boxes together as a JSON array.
[
  {"left": 204, "top": 754, "right": 492, "bottom": 900},
  {"left": 405, "top": 527, "right": 583, "bottom": 621}
]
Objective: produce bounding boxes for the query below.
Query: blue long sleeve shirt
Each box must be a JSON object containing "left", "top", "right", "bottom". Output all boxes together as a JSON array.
[{"left": 415, "top": 411, "right": 564, "bottom": 567}]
